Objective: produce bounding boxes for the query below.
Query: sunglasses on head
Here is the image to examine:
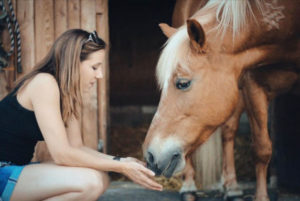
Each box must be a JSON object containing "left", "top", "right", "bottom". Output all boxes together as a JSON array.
[{"left": 85, "top": 31, "right": 101, "bottom": 44}]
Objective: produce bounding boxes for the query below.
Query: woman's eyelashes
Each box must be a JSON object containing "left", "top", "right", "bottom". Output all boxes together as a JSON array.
[{"left": 92, "top": 63, "right": 102, "bottom": 71}]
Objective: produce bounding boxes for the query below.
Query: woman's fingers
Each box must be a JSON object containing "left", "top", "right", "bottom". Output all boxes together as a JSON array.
[
  {"left": 143, "top": 177, "right": 163, "bottom": 191},
  {"left": 136, "top": 167, "right": 163, "bottom": 191},
  {"left": 135, "top": 172, "right": 163, "bottom": 191},
  {"left": 124, "top": 161, "right": 163, "bottom": 191}
]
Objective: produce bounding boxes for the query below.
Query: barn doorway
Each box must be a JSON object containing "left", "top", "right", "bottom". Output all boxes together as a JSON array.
[
  {"left": 109, "top": 0, "right": 175, "bottom": 106},
  {"left": 108, "top": 0, "right": 176, "bottom": 156}
]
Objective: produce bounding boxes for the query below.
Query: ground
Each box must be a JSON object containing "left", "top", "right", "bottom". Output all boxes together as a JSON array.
[{"left": 98, "top": 181, "right": 300, "bottom": 201}]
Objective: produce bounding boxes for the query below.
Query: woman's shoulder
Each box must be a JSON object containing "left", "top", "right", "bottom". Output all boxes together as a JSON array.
[
  {"left": 30, "top": 73, "right": 57, "bottom": 85},
  {"left": 32, "top": 73, "right": 57, "bottom": 83},
  {"left": 28, "top": 73, "right": 59, "bottom": 96}
]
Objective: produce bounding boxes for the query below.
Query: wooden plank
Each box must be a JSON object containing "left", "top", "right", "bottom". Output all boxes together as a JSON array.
[
  {"left": 80, "top": 0, "right": 96, "bottom": 31},
  {"left": 96, "top": 0, "right": 108, "bottom": 38},
  {"left": 67, "top": 0, "right": 80, "bottom": 29},
  {"left": 95, "top": 0, "right": 104, "bottom": 13},
  {"left": 54, "top": 0, "right": 67, "bottom": 38},
  {"left": 34, "top": 0, "right": 54, "bottom": 62},
  {"left": 17, "top": 0, "right": 35, "bottom": 73},
  {"left": 80, "top": 0, "right": 98, "bottom": 150},
  {"left": 96, "top": 0, "right": 109, "bottom": 153}
]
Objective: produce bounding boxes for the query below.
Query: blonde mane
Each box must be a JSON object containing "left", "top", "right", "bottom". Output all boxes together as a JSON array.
[
  {"left": 156, "top": 0, "right": 265, "bottom": 91},
  {"left": 156, "top": 26, "right": 190, "bottom": 91},
  {"left": 199, "top": 0, "right": 264, "bottom": 38}
]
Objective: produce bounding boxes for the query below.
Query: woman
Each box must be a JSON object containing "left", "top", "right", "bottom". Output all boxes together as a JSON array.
[{"left": 0, "top": 29, "right": 162, "bottom": 201}]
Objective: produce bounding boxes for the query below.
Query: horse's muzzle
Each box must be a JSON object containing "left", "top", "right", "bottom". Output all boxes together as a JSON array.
[{"left": 146, "top": 149, "right": 182, "bottom": 178}]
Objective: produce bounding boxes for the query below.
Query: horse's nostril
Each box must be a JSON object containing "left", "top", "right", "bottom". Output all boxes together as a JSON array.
[
  {"left": 172, "top": 152, "right": 180, "bottom": 160},
  {"left": 148, "top": 151, "right": 154, "bottom": 164}
]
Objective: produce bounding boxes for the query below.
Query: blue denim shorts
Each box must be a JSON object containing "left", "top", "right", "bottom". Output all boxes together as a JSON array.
[{"left": 0, "top": 162, "right": 25, "bottom": 201}]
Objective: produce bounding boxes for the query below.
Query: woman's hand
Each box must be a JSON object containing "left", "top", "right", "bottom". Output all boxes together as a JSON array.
[{"left": 120, "top": 159, "right": 163, "bottom": 191}]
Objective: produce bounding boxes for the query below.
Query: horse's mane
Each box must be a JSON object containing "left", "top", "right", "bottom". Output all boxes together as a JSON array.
[
  {"left": 157, "top": 0, "right": 265, "bottom": 90},
  {"left": 198, "top": 0, "right": 264, "bottom": 38},
  {"left": 156, "top": 26, "right": 190, "bottom": 91}
]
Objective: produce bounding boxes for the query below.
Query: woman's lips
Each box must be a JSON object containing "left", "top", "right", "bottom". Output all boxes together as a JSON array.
[{"left": 89, "top": 82, "right": 95, "bottom": 87}]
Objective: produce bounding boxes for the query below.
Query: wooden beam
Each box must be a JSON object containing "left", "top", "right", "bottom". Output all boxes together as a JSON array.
[
  {"left": 96, "top": 0, "right": 109, "bottom": 153},
  {"left": 80, "top": 0, "right": 96, "bottom": 31},
  {"left": 67, "top": 0, "right": 80, "bottom": 29},
  {"left": 34, "top": 0, "right": 54, "bottom": 62},
  {"left": 95, "top": 0, "right": 104, "bottom": 13},
  {"left": 54, "top": 0, "right": 67, "bottom": 38}
]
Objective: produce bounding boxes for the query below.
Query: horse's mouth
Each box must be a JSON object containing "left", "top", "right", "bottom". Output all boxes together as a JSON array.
[
  {"left": 160, "top": 152, "right": 181, "bottom": 178},
  {"left": 146, "top": 153, "right": 180, "bottom": 178},
  {"left": 161, "top": 156, "right": 180, "bottom": 178}
]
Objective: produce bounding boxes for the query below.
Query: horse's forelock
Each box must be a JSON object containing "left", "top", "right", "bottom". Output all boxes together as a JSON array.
[{"left": 156, "top": 27, "right": 190, "bottom": 92}]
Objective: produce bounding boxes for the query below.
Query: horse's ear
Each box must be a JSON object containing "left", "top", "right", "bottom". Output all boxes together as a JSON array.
[
  {"left": 187, "top": 19, "right": 205, "bottom": 52},
  {"left": 159, "top": 23, "right": 177, "bottom": 38}
]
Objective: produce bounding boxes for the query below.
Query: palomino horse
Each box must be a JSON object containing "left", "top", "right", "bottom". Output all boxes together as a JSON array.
[{"left": 143, "top": 0, "right": 300, "bottom": 201}]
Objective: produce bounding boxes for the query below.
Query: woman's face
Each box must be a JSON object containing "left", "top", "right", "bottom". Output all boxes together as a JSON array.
[{"left": 80, "top": 49, "right": 105, "bottom": 92}]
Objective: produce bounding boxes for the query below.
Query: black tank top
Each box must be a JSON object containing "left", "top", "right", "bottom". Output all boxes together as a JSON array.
[{"left": 0, "top": 87, "right": 44, "bottom": 165}]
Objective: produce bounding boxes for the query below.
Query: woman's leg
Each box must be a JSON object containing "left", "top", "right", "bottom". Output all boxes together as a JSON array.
[{"left": 10, "top": 163, "right": 109, "bottom": 201}]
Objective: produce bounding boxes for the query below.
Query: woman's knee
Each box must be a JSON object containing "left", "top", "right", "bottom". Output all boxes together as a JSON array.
[
  {"left": 93, "top": 171, "right": 110, "bottom": 195},
  {"left": 100, "top": 171, "right": 110, "bottom": 191},
  {"left": 79, "top": 169, "right": 109, "bottom": 198}
]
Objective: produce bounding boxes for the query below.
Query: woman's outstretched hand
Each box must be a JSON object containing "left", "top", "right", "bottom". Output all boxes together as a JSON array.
[{"left": 120, "top": 157, "right": 163, "bottom": 191}]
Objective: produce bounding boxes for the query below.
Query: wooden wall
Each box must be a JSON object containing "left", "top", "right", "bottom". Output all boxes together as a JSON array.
[{"left": 0, "top": 0, "right": 109, "bottom": 157}]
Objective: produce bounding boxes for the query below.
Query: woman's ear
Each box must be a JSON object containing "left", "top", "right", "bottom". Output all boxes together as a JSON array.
[
  {"left": 159, "top": 23, "right": 177, "bottom": 38},
  {"left": 187, "top": 19, "right": 206, "bottom": 53}
]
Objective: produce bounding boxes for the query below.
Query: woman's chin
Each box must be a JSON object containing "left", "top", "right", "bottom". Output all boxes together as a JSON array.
[{"left": 82, "top": 86, "right": 93, "bottom": 93}]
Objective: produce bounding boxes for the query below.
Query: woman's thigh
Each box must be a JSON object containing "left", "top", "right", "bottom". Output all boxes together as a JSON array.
[{"left": 10, "top": 163, "right": 109, "bottom": 201}]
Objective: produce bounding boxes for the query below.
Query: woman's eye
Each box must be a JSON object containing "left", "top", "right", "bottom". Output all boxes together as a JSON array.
[
  {"left": 175, "top": 78, "right": 192, "bottom": 90},
  {"left": 92, "top": 66, "right": 97, "bottom": 70}
]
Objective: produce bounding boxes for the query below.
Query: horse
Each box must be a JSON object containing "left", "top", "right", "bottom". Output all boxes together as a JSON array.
[{"left": 143, "top": 1, "right": 300, "bottom": 201}]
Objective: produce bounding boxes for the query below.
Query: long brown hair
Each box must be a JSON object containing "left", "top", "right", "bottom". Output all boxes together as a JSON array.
[{"left": 15, "top": 29, "right": 106, "bottom": 124}]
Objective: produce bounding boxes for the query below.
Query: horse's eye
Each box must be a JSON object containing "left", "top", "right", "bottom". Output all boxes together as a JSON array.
[{"left": 175, "top": 78, "right": 192, "bottom": 90}]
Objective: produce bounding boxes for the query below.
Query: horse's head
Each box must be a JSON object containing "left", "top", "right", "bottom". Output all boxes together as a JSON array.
[{"left": 143, "top": 19, "right": 271, "bottom": 177}]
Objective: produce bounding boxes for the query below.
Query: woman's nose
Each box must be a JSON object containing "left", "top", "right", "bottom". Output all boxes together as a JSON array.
[{"left": 96, "top": 69, "right": 103, "bottom": 79}]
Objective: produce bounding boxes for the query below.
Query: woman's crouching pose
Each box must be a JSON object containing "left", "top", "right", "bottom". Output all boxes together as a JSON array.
[{"left": 0, "top": 29, "right": 162, "bottom": 201}]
